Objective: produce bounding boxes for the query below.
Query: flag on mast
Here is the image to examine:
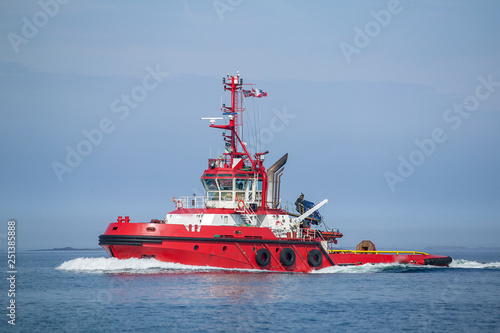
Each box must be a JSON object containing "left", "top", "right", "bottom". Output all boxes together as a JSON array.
[
  {"left": 253, "top": 88, "right": 267, "bottom": 97},
  {"left": 243, "top": 88, "right": 268, "bottom": 98}
]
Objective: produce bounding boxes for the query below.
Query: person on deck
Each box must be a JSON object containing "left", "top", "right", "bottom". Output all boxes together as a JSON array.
[{"left": 295, "top": 193, "right": 305, "bottom": 214}]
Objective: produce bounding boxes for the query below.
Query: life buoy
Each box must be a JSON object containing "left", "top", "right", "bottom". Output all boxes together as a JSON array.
[
  {"left": 307, "top": 249, "right": 323, "bottom": 267},
  {"left": 279, "top": 248, "right": 296, "bottom": 266},
  {"left": 255, "top": 248, "right": 271, "bottom": 266},
  {"left": 275, "top": 221, "right": 282, "bottom": 226},
  {"left": 176, "top": 201, "right": 183, "bottom": 209},
  {"left": 238, "top": 200, "right": 245, "bottom": 210}
]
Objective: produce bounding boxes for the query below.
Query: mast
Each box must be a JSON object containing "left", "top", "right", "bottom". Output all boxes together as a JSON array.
[
  {"left": 211, "top": 73, "right": 263, "bottom": 170},
  {"left": 206, "top": 72, "right": 270, "bottom": 208},
  {"left": 222, "top": 72, "right": 243, "bottom": 162}
]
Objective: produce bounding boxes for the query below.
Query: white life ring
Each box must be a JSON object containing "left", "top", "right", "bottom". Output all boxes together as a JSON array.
[{"left": 237, "top": 200, "right": 245, "bottom": 210}]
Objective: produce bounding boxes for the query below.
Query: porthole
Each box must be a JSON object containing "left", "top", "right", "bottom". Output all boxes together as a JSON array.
[
  {"left": 194, "top": 245, "right": 199, "bottom": 250},
  {"left": 222, "top": 246, "right": 227, "bottom": 251}
]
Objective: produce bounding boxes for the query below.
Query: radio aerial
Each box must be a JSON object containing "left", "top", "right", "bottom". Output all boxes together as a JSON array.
[{"left": 200, "top": 117, "right": 223, "bottom": 125}]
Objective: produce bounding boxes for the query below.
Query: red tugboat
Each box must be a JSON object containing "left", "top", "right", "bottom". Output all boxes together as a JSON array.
[{"left": 99, "top": 73, "right": 452, "bottom": 272}]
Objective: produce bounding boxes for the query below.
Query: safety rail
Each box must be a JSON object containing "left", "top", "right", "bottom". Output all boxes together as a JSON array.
[
  {"left": 284, "top": 201, "right": 297, "bottom": 215},
  {"left": 236, "top": 201, "right": 259, "bottom": 226},
  {"left": 328, "top": 250, "right": 430, "bottom": 255},
  {"left": 272, "top": 228, "right": 290, "bottom": 238},
  {"left": 174, "top": 196, "right": 206, "bottom": 209}
]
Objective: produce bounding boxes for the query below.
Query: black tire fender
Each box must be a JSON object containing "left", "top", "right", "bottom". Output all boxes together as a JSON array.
[
  {"left": 307, "top": 249, "right": 323, "bottom": 267},
  {"left": 279, "top": 248, "right": 296, "bottom": 266},
  {"left": 255, "top": 248, "right": 271, "bottom": 266}
]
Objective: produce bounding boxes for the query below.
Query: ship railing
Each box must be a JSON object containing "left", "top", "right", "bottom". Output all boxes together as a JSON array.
[
  {"left": 328, "top": 250, "right": 430, "bottom": 255},
  {"left": 236, "top": 201, "right": 260, "bottom": 226},
  {"left": 175, "top": 196, "right": 206, "bottom": 209},
  {"left": 299, "top": 228, "right": 323, "bottom": 241},
  {"left": 272, "top": 228, "right": 289, "bottom": 238},
  {"left": 285, "top": 227, "right": 316, "bottom": 241},
  {"left": 208, "top": 155, "right": 253, "bottom": 169},
  {"left": 284, "top": 201, "right": 300, "bottom": 215}
]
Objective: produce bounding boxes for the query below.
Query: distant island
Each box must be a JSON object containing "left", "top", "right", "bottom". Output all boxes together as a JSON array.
[
  {"left": 30, "top": 247, "right": 104, "bottom": 252},
  {"left": 424, "top": 246, "right": 500, "bottom": 251}
]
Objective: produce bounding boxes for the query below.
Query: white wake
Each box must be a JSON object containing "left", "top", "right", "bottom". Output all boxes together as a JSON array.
[
  {"left": 311, "top": 259, "right": 500, "bottom": 273},
  {"left": 311, "top": 262, "right": 436, "bottom": 274},
  {"left": 56, "top": 257, "right": 500, "bottom": 274},
  {"left": 449, "top": 259, "right": 500, "bottom": 269},
  {"left": 56, "top": 257, "right": 260, "bottom": 274}
]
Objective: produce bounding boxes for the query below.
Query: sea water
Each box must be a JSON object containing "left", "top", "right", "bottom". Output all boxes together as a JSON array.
[{"left": 1, "top": 249, "right": 499, "bottom": 332}]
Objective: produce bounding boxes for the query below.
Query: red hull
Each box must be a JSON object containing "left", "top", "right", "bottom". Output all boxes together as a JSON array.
[{"left": 99, "top": 222, "right": 452, "bottom": 272}]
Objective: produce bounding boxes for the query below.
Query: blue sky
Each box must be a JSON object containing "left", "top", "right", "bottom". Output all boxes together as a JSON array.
[{"left": 1, "top": 0, "right": 499, "bottom": 250}]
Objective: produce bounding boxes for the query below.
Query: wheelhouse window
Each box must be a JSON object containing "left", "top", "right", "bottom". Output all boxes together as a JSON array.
[
  {"left": 218, "top": 179, "right": 233, "bottom": 191},
  {"left": 235, "top": 179, "right": 246, "bottom": 190},
  {"left": 235, "top": 178, "right": 247, "bottom": 202},
  {"left": 247, "top": 179, "right": 254, "bottom": 201},
  {"left": 221, "top": 192, "right": 233, "bottom": 201},
  {"left": 203, "top": 178, "right": 219, "bottom": 191},
  {"left": 256, "top": 178, "right": 263, "bottom": 203},
  {"left": 208, "top": 191, "right": 220, "bottom": 201}
]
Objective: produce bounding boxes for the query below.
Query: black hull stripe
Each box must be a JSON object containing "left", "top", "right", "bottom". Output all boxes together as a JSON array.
[{"left": 99, "top": 234, "right": 336, "bottom": 266}]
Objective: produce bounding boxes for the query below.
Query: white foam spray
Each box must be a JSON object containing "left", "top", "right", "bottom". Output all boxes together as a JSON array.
[
  {"left": 56, "top": 257, "right": 261, "bottom": 274},
  {"left": 56, "top": 257, "right": 500, "bottom": 274},
  {"left": 449, "top": 259, "right": 500, "bottom": 269}
]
